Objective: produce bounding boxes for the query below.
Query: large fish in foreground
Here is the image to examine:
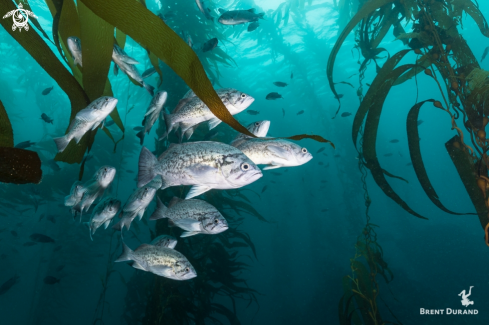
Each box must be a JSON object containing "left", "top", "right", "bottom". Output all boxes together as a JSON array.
[
  {"left": 160, "top": 88, "right": 254, "bottom": 141},
  {"left": 115, "top": 240, "right": 197, "bottom": 280},
  {"left": 67, "top": 36, "right": 82, "bottom": 67},
  {"left": 218, "top": 9, "right": 264, "bottom": 25},
  {"left": 88, "top": 197, "right": 121, "bottom": 240},
  {"left": 112, "top": 44, "right": 154, "bottom": 96},
  {"left": 230, "top": 120, "right": 270, "bottom": 147},
  {"left": 235, "top": 139, "right": 313, "bottom": 170},
  {"left": 113, "top": 178, "right": 162, "bottom": 231},
  {"left": 137, "top": 91, "right": 168, "bottom": 145},
  {"left": 53, "top": 97, "right": 117, "bottom": 153},
  {"left": 150, "top": 197, "right": 228, "bottom": 237},
  {"left": 138, "top": 142, "right": 262, "bottom": 199}
]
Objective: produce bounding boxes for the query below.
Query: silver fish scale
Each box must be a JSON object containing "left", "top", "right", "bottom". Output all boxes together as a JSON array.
[{"left": 236, "top": 139, "right": 300, "bottom": 164}]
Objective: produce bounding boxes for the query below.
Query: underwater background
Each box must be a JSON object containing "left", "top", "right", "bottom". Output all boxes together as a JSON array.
[{"left": 1, "top": 0, "right": 489, "bottom": 324}]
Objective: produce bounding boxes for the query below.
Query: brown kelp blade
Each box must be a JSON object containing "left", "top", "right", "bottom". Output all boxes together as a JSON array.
[
  {"left": 446, "top": 136, "right": 489, "bottom": 233},
  {"left": 408, "top": 100, "right": 474, "bottom": 216},
  {"left": 22, "top": 0, "right": 53, "bottom": 44},
  {"left": 0, "top": 147, "right": 42, "bottom": 184},
  {"left": 79, "top": 0, "right": 332, "bottom": 145},
  {"left": 327, "top": 0, "right": 395, "bottom": 118},
  {"left": 0, "top": 99, "right": 13, "bottom": 148}
]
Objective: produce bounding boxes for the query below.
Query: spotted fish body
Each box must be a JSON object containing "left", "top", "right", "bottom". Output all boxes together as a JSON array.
[
  {"left": 64, "top": 181, "right": 85, "bottom": 210},
  {"left": 150, "top": 235, "right": 178, "bottom": 249},
  {"left": 137, "top": 142, "right": 263, "bottom": 199},
  {"left": 67, "top": 36, "right": 82, "bottom": 67},
  {"left": 112, "top": 44, "right": 154, "bottom": 96},
  {"left": 115, "top": 241, "right": 196, "bottom": 280},
  {"left": 230, "top": 120, "right": 270, "bottom": 147},
  {"left": 136, "top": 91, "right": 168, "bottom": 145},
  {"left": 150, "top": 197, "right": 228, "bottom": 237},
  {"left": 235, "top": 139, "right": 313, "bottom": 170},
  {"left": 113, "top": 178, "right": 162, "bottom": 231},
  {"left": 88, "top": 197, "right": 121, "bottom": 240},
  {"left": 161, "top": 88, "right": 254, "bottom": 141}
]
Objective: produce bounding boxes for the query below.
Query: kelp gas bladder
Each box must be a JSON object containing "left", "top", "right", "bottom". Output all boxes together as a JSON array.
[{"left": 328, "top": 0, "right": 489, "bottom": 244}]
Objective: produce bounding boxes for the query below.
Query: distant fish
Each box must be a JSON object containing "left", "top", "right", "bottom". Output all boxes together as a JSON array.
[
  {"left": 40, "top": 113, "right": 54, "bottom": 124},
  {"left": 142, "top": 67, "right": 157, "bottom": 79},
  {"left": 273, "top": 82, "right": 287, "bottom": 87},
  {"left": 196, "top": 0, "right": 214, "bottom": 21},
  {"left": 317, "top": 147, "right": 325, "bottom": 153},
  {"left": 30, "top": 233, "right": 55, "bottom": 243},
  {"left": 297, "top": 110, "right": 304, "bottom": 115},
  {"left": 10, "top": 231, "right": 17, "bottom": 237},
  {"left": 318, "top": 162, "right": 324, "bottom": 165},
  {"left": 67, "top": 36, "right": 82, "bottom": 67},
  {"left": 126, "top": 170, "right": 134, "bottom": 174},
  {"left": 261, "top": 185, "right": 268, "bottom": 193},
  {"left": 14, "top": 140, "right": 35, "bottom": 149},
  {"left": 266, "top": 92, "right": 283, "bottom": 100},
  {"left": 56, "top": 265, "right": 65, "bottom": 272},
  {"left": 43, "top": 276, "right": 60, "bottom": 285},
  {"left": 384, "top": 153, "right": 393, "bottom": 157},
  {"left": 417, "top": 119, "right": 424, "bottom": 126},
  {"left": 335, "top": 94, "right": 343, "bottom": 99},
  {"left": 390, "top": 139, "right": 399, "bottom": 143},
  {"left": 218, "top": 8, "right": 264, "bottom": 25},
  {"left": 247, "top": 110, "right": 260, "bottom": 115},
  {"left": 23, "top": 242, "right": 37, "bottom": 247},
  {"left": 0, "top": 275, "right": 19, "bottom": 295},
  {"left": 406, "top": 162, "right": 413, "bottom": 166},
  {"left": 334, "top": 154, "right": 340, "bottom": 157},
  {"left": 248, "top": 21, "right": 259, "bottom": 32},
  {"left": 42, "top": 86, "right": 54, "bottom": 95},
  {"left": 282, "top": 108, "right": 285, "bottom": 117},
  {"left": 321, "top": 208, "right": 329, "bottom": 212},
  {"left": 341, "top": 112, "right": 351, "bottom": 117},
  {"left": 45, "top": 159, "right": 61, "bottom": 172},
  {"left": 46, "top": 215, "right": 56, "bottom": 224},
  {"left": 202, "top": 38, "right": 218, "bottom": 52},
  {"left": 482, "top": 46, "right": 489, "bottom": 62},
  {"left": 53, "top": 245, "right": 62, "bottom": 252}
]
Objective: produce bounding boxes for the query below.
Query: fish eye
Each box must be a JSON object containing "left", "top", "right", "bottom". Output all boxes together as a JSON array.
[
  {"left": 241, "top": 163, "right": 250, "bottom": 171},
  {"left": 214, "top": 219, "right": 219, "bottom": 224},
  {"left": 255, "top": 122, "right": 260, "bottom": 126},
  {"left": 302, "top": 148, "right": 308, "bottom": 153},
  {"left": 186, "top": 267, "right": 190, "bottom": 272},
  {"left": 104, "top": 168, "right": 107, "bottom": 171},
  {"left": 241, "top": 93, "right": 246, "bottom": 98}
]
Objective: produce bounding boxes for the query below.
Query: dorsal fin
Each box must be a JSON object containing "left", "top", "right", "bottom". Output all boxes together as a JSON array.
[
  {"left": 173, "top": 98, "right": 192, "bottom": 114},
  {"left": 158, "top": 143, "right": 178, "bottom": 160},
  {"left": 247, "top": 8, "right": 256, "bottom": 13},
  {"left": 135, "top": 244, "right": 152, "bottom": 251},
  {"left": 168, "top": 197, "right": 184, "bottom": 208}
]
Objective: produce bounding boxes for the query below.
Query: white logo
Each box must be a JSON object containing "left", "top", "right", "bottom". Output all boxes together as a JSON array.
[
  {"left": 2, "top": 3, "right": 37, "bottom": 32},
  {"left": 458, "top": 286, "right": 474, "bottom": 307}
]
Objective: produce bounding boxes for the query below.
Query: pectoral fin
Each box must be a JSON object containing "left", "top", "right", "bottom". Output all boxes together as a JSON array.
[
  {"left": 186, "top": 185, "right": 211, "bottom": 199},
  {"left": 208, "top": 118, "right": 222, "bottom": 130},
  {"left": 173, "top": 218, "right": 201, "bottom": 232},
  {"left": 263, "top": 164, "right": 283, "bottom": 170},
  {"left": 266, "top": 145, "right": 288, "bottom": 160},
  {"left": 181, "top": 231, "right": 200, "bottom": 238},
  {"left": 150, "top": 265, "right": 174, "bottom": 277}
]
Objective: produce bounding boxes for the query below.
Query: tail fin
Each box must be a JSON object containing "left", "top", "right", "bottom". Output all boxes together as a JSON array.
[
  {"left": 143, "top": 82, "right": 155, "bottom": 96},
  {"left": 54, "top": 136, "right": 70, "bottom": 153},
  {"left": 159, "top": 113, "right": 174, "bottom": 140},
  {"left": 258, "top": 13, "right": 265, "bottom": 19},
  {"left": 114, "top": 237, "right": 133, "bottom": 262},
  {"left": 138, "top": 147, "right": 158, "bottom": 187},
  {"left": 149, "top": 197, "right": 168, "bottom": 221},
  {"left": 136, "top": 130, "right": 145, "bottom": 145}
]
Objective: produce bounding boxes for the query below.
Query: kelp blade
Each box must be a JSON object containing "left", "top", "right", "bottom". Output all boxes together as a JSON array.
[
  {"left": 79, "top": 0, "right": 332, "bottom": 145},
  {"left": 0, "top": 147, "right": 42, "bottom": 184},
  {"left": 0, "top": 99, "right": 13, "bottom": 148}
]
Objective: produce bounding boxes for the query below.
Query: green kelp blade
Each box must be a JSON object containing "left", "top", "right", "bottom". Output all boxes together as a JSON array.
[
  {"left": 362, "top": 64, "right": 427, "bottom": 219},
  {"left": 462, "top": 0, "right": 489, "bottom": 38},
  {"left": 148, "top": 51, "right": 163, "bottom": 86},
  {"left": 0, "top": 100, "right": 13, "bottom": 148},
  {"left": 446, "top": 136, "right": 489, "bottom": 230},
  {"left": 327, "top": 0, "right": 395, "bottom": 118},
  {"left": 79, "top": 0, "right": 332, "bottom": 145},
  {"left": 47, "top": 0, "right": 67, "bottom": 63},
  {"left": 352, "top": 49, "right": 411, "bottom": 148},
  {"left": 0, "top": 147, "right": 42, "bottom": 184},
  {"left": 407, "top": 100, "right": 474, "bottom": 215},
  {"left": 21, "top": 0, "right": 53, "bottom": 44},
  {"left": 0, "top": 0, "right": 91, "bottom": 164}
]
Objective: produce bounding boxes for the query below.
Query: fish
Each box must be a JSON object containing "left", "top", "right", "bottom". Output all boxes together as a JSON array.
[
  {"left": 218, "top": 9, "right": 264, "bottom": 25},
  {"left": 202, "top": 38, "right": 218, "bottom": 52},
  {"left": 321, "top": 208, "right": 329, "bottom": 212},
  {"left": 46, "top": 215, "right": 56, "bottom": 224},
  {"left": 112, "top": 44, "right": 154, "bottom": 96},
  {"left": 406, "top": 162, "right": 413, "bottom": 166},
  {"left": 384, "top": 153, "right": 393, "bottom": 157},
  {"left": 53, "top": 245, "right": 62, "bottom": 252},
  {"left": 137, "top": 142, "right": 262, "bottom": 199},
  {"left": 53, "top": 97, "right": 118, "bottom": 153},
  {"left": 334, "top": 154, "right": 340, "bottom": 157},
  {"left": 43, "top": 276, "right": 60, "bottom": 285},
  {"left": 44, "top": 159, "right": 61, "bottom": 172},
  {"left": 203, "top": 129, "right": 223, "bottom": 141},
  {"left": 56, "top": 265, "right": 65, "bottom": 272},
  {"left": 160, "top": 88, "right": 254, "bottom": 141},
  {"left": 282, "top": 108, "right": 285, "bottom": 117},
  {"left": 317, "top": 147, "right": 325, "bottom": 153},
  {"left": 482, "top": 46, "right": 489, "bottom": 62},
  {"left": 137, "top": 91, "right": 168, "bottom": 145},
  {"left": 247, "top": 21, "right": 259, "bottom": 32},
  {"left": 87, "top": 197, "right": 121, "bottom": 239},
  {"left": 126, "top": 170, "right": 134, "bottom": 174},
  {"left": 231, "top": 120, "right": 270, "bottom": 146},
  {"left": 113, "top": 178, "right": 161, "bottom": 231},
  {"left": 9, "top": 230, "right": 17, "bottom": 237},
  {"left": 195, "top": 0, "right": 214, "bottom": 21},
  {"left": 273, "top": 82, "right": 287, "bottom": 87},
  {"left": 0, "top": 275, "right": 19, "bottom": 295},
  {"left": 261, "top": 185, "right": 268, "bottom": 193},
  {"left": 41, "top": 113, "right": 54, "bottom": 124},
  {"left": 151, "top": 235, "right": 178, "bottom": 249},
  {"left": 116, "top": 240, "right": 197, "bottom": 280},
  {"left": 318, "top": 162, "right": 324, "bottom": 165},
  {"left": 42, "top": 86, "right": 54, "bottom": 95},
  {"left": 23, "top": 242, "right": 37, "bottom": 247},
  {"left": 30, "top": 233, "right": 55, "bottom": 243},
  {"left": 64, "top": 181, "right": 85, "bottom": 210},
  {"left": 246, "top": 110, "right": 260, "bottom": 115},
  {"left": 235, "top": 139, "right": 313, "bottom": 170},
  {"left": 142, "top": 67, "right": 157, "bottom": 79},
  {"left": 0, "top": 254, "right": 6, "bottom": 259},
  {"left": 67, "top": 36, "right": 82, "bottom": 67},
  {"left": 271, "top": 172, "right": 281, "bottom": 176},
  {"left": 335, "top": 94, "right": 344, "bottom": 99},
  {"left": 417, "top": 119, "right": 424, "bottom": 126},
  {"left": 14, "top": 140, "right": 35, "bottom": 149},
  {"left": 390, "top": 139, "right": 399, "bottom": 143},
  {"left": 341, "top": 112, "right": 352, "bottom": 117},
  {"left": 297, "top": 110, "right": 304, "bottom": 115},
  {"left": 266, "top": 92, "right": 283, "bottom": 100},
  {"left": 150, "top": 197, "right": 228, "bottom": 237}
]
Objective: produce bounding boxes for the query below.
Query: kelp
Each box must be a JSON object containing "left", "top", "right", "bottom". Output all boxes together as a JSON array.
[
  {"left": 0, "top": 99, "right": 13, "bottom": 148},
  {"left": 0, "top": 148, "right": 42, "bottom": 184}
]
